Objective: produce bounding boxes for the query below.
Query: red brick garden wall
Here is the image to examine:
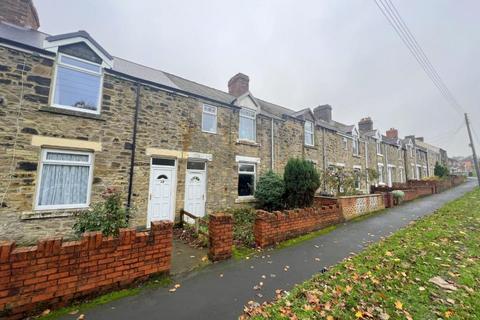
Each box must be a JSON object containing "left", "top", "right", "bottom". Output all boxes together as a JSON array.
[
  {"left": 0, "top": 221, "right": 173, "bottom": 319},
  {"left": 254, "top": 205, "right": 343, "bottom": 248},
  {"left": 208, "top": 213, "right": 233, "bottom": 261}
]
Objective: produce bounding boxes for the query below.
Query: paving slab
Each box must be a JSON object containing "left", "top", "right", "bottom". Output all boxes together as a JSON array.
[{"left": 60, "top": 179, "right": 476, "bottom": 320}]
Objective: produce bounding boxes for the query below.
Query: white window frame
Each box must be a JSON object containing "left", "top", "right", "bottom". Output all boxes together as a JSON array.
[
  {"left": 237, "top": 162, "right": 256, "bottom": 198},
  {"left": 35, "top": 148, "right": 94, "bottom": 210},
  {"left": 343, "top": 138, "right": 348, "bottom": 150},
  {"left": 304, "top": 121, "right": 314, "bottom": 146},
  {"left": 376, "top": 141, "right": 383, "bottom": 156},
  {"left": 201, "top": 104, "right": 217, "bottom": 134},
  {"left": 239, "top": 108, "right": 256, "bottom": 142},
  {"left": 353, "top": 168, "right": 361, "bottom": 190},
  {"left": 352, "top": 137, "right": 359, "bottom": 156},
  {"left": 378, "top": 163, "right": 385, "bottom": 184},
  {"left": 51, "top": 53, "right": 103, "bottom": 115}
]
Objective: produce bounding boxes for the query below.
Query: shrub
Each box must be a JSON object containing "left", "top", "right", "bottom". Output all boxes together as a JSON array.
[
  {"left": 392, "top": 190, "right": 405, "bottom": 201},
  {"left": 73, "top": 188, "right": 131, "bottom": 237},
  {"left": 254, "top": 170, "right": 285, "bottom": 211},
  {"left": 228, "top": 207, "right": 256, "bottom": 248},
  {"left": 284, "top": 158, "right": 320, "bottom": 209},
  {"left": 434, "top": 162, "right": 449, "bottom": 178}
]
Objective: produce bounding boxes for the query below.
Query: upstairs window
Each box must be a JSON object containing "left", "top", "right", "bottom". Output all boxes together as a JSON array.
[
  {"left": 304, "top": 121, "right": 314, "bottom": 146},
  {"left": 202, "top": 104, "right": 217, "bottom": 133},
  {"left": 376, "top": 141, "right": 382, "bottom": 155},
  {"left": 239, "top": 108, "right": 256, "bottom": 141},
  {"left": 52, "top": 54, "right": 102, "bottom": 114},
  {"left": 378, "top": 164, "right": 384, "bottom": 183},
  {"left": 343, "top": 138, "right": 348, "bottom": 150},
  {"left": 238, "top": 163, "right": 255, "bottom": 197},
  {"left": 352, "top": 138, "right": 359, "bottom": 155},
  {"left": 36, "top": 149, "right": 93, "bottom": 210}
]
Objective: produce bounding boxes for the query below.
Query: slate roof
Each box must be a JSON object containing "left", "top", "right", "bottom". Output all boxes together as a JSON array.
[{"left": 0, "top": 22, "right": 355, "bottom": 132}]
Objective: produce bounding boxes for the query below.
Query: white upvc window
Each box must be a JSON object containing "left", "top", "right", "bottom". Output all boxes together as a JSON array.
[
  {"left": 239, "top": 108, "right": 256, "bottom": 141},
  {"left": 238, "top": 162, "right": 256, "bottom": 197},
  {"left": 52, "top": 53, "right": 103, "bottom": 114},
  {"left": 353, "top": 138, "right": 359, "bottom": 155},
  {"left": 35, "top": 149, "right": 94, "bottom": 210},
  {"left": 378, "top": 163, "right": 385, "bottom": 183},
  {"left": 353, "top": 168, "right": 361, "bottom": 190},
  {"left": 304, "top": 121, "right": 314, "bottom": 146},
  {"left": 399, "top": 167, "right": 404, "bottom": 183},
  {"left": 376, "top": 141, "right": 382, "bottom": 155},
  {"left": 202, "top": 104, "right": 217, "bottom": 133},
  {"left": 343, "top": 138, "right": 348, "bottom": 150}
]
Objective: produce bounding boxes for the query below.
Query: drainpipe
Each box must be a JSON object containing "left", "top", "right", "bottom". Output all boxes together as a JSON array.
[
  {"left": 322, "top": 127, "right": 327, "bottom": 190},
  {"left": 127, "top": 82, "right": 141, "bottom": 209},
  {"left": 365, "top": 138, "right": 369, "bottom": 192},
  {"left": 385, "top": 144, "right": 389, "bottom": 187},
  {"left": 271, "top": 118, "right": 274, "bottom": 171}
]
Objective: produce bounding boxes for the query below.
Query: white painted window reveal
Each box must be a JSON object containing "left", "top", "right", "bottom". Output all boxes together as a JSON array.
[
  {"left": 304, "top": 121, "right": 314, "bottom": 146},
  {"left": 239, "top": 108, "right": 256, "bottom": 141},
  {"left": 202, "top": 104, "right": 217, "bottom": 133}
]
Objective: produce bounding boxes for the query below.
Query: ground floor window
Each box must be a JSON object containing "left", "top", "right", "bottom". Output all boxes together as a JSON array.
[
  {"left": 353, "top": 168, "right": 361, "bottom": 189},
  {"left": 238, "top": 162, "right": 255, "bottom": 197},
  {"left": 36, "top": 149, "right": 93, "bottom": 210}
]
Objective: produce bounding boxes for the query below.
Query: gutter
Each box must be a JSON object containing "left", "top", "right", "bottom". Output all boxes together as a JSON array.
[
  {"left": 127, "top": 82, "right": 141, "bottom": 209},
  {"left": 271, "top": 118, "right": 274, "bottom": 170},
  {"left": 0, "top": 37, "right": 55, "bottom": 57}
]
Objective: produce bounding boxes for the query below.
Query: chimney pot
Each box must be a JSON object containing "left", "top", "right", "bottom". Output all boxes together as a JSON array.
[
  {"left": 313, "top": 104, "right": 332, "bottom": 122},
  {"left": 358, "top": 117, "right": 373, "bottom": 134},
  {"left": 386, "top": 128, "right": 399, "bottom": 139},
  {"left": 228, "top": 73, "right": 249, "bottom": 97}
]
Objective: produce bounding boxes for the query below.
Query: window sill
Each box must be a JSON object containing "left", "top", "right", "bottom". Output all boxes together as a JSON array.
[
  {"left": 20, "top": 209, "right": 84, "bottom": 220},
  {"left": 235, "top": 196, "right": 257, "bottom": 204},
  {"left": 202, "top": 130, "right": 217, "bottom": 135},
  {"left": 236, "top": 140, "right": 260, "bottom": 147},
  {"left": 304, "top": 145, "right": 317, "bottom": 150},
  {"left": 39, "top": 106, "right": 105, "bottom": 121},
  {"left": 377, "top": 154, "right": 383, "bottom": 157},
  {"left": 353, "top": 154, "right": 361, "bottom": 158}
]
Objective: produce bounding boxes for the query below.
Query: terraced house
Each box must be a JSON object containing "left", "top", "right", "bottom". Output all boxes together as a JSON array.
[{"left": 0, "top": 0, "right": 448, "bottom": 242}]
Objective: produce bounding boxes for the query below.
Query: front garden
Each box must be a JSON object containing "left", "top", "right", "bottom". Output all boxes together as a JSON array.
[{"left": 242, "top": 187, "right": 480, "bottom": 319}]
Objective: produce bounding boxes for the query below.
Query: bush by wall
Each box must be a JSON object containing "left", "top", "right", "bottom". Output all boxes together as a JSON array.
[
  {"left": 284, "top": 158, "right": 320, "bottom": 209},
  {"left": 254, "top": 170, "right": 285, "bottom": 211}
]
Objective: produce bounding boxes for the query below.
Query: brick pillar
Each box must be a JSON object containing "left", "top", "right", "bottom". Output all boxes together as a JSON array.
[
  {"left": 208, "top": 213, "right": 233, "bottom": 261},
  {"left": 383, "top": 192, "right": 394, "bottom": 208}
]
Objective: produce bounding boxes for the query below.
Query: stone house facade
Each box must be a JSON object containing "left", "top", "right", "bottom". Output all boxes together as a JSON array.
[{"left": 0, "top": 1, "right": 449, "bottom": 242}]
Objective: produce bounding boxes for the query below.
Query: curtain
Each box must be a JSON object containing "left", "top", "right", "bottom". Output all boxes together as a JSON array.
[{"left": 38, "top": 153, "right": 90, "bottom": 206}]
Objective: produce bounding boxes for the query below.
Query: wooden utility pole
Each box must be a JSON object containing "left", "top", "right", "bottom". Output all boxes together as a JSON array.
[{"left": 464, "top": 113, "right": 480, "bottom": 186}]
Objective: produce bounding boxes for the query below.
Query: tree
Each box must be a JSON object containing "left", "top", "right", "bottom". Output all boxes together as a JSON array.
[
  {"left": 284, "top": 158, "right": 320, "bottom": 208},
  {"left": 321, "top": 167, "right": 371, "bottom": 196},
  {"left": 434, "top": 161, "right": 449, "bottom": 178},
  {"left": 254, "top": 170, "right": 285, "bottom": 211}
]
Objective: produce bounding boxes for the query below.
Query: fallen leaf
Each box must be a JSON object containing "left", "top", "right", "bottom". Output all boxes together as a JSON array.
[
  {"left": 69, "top": 310, "right": 79, "bottom": 315},
  {"left": 395, "top": 300, "right": 403, "bottom": 310},
  {"left": 445, "top": 310, "right": 454, "bottom": 318},
  {"left": 418, "top": 286, "right": 425, "bottom": 291},
  {"left": 355, "top": 310, "right": 363, "bottom": 318},
  {"left": 326, "top": 316, "right": 334, "bottom": 320},
  {"left": 42, "top": 309, "right": 51, "bottom": 316},
  {"left": 385, "top": 251, "right": 393, "bottom": 257},
  {"left": 429, "top": 276, "right": 457, "bottom": 291},
  {"left": 169, "top": 288, "right": 176, "bottom": 293},
  {"left": 77, "top": 315, "right": 85, "bottom": 320},
  {"left": 201, "top": 256, "right": 208, "bottom": 262}
]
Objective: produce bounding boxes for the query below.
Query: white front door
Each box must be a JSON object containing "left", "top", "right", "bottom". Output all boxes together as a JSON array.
[
  {"left": 147, "top": 159, "right": 176, "bottom": 224},
  {"left": 184, "top": 161, "right": 207, "bottom": 218}
]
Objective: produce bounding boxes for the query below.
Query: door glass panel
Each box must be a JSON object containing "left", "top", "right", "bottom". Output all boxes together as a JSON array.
[
  {"left": 187, "top": 161, "right": 206, "bottom": 170},
  {"left": 152, "top": 158, "right": 175, "bottom": 166}
]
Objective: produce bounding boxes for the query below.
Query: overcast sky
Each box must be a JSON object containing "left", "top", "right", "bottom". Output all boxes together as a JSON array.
[{"left": 34, "top": 0, "right": 480, "bottom": 157}]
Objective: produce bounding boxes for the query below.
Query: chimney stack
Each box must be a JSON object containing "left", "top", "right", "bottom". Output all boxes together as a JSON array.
[
  {"left": 0, "top": 0, "right": 39, "bottom": 30},
  {"left": 313, "top": 104, "right": 332, "bottom": 122},
  {"left": 228, "top": 73, "right": 249, "bottom": 97},
  {"left": 358, "top": 117, "right": 373, "bottom": 134},
  {"left": 386, "top": 128, "right": 398, "bottom": 139}
]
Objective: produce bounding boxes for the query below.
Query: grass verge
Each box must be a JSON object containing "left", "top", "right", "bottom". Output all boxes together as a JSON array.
[
  {"left": 39, "top": 275, "right": 172, "bottom": 319},
  {"left": 243, "top": 188, "right": 480, "bottom": 319}
]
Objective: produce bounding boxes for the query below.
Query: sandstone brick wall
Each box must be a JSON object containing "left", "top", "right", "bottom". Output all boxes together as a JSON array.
[
  {"left": 254, "top": 205, "right": 343, "bottom": 248},
  {"left": 208, "top": 213, "right": 233, "bottom": 261},
  {"left": 0, "top": 221, "right": 173, "bottom": 319}
]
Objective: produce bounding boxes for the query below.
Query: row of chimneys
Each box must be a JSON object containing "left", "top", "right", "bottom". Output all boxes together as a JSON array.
[
  {"left": 1, "top": 1, "right": 402, "bottom": 141},
  {"left": 228, "top": 73, "right": 400, "bottom": 139}
]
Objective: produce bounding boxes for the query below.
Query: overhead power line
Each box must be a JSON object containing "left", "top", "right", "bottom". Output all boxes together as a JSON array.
[{"left": 373, "top": 0, "right": 465, "bottom": 115}]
